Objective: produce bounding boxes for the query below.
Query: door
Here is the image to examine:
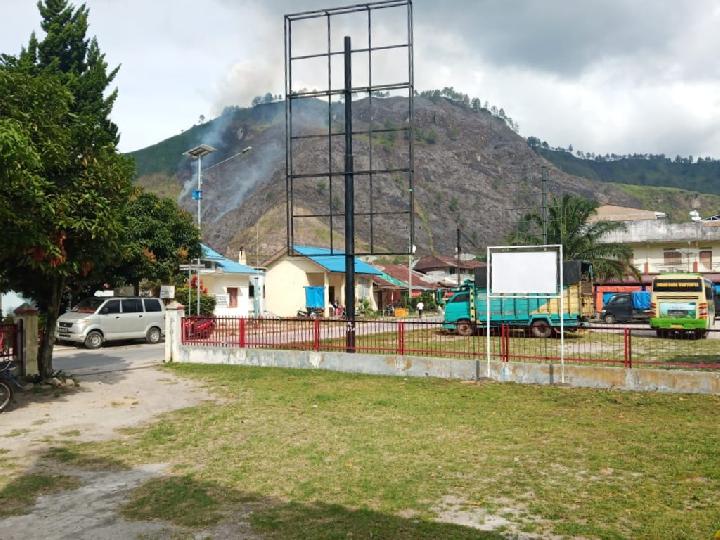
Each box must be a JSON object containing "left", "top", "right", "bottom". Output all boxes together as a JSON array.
[
  {"left": 608, "top": 295, "right": 632, "bottom": 322},
  {"left": 143, "top": 298, "right": 164, "bottom": 330},
  {"left": 227, "top": 288, "right": 238, "bottom": 309},
  {"left": 120, "top": 298, "right": 146, "bottom": 337},
  {"left": 98, "top": 299, "right": 123, "bottom": 338}
]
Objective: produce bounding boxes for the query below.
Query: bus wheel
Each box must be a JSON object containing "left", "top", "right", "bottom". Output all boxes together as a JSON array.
[
  {"left": 456, "top": 320, "right": 474, "bottom": 337},
  {"left": 655, "top": 329, "right": 667, "bottom": 338},
  {"left": 694, "top": 329, "right": 707, "bottom": 339},
  {"left": 530, "top": 320, "right": 552, "bottom": 339}
]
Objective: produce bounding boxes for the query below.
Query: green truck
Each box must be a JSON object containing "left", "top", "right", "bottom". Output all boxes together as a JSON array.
[{"left": 443, "top": 262, "right": 594, "bottom": 337}]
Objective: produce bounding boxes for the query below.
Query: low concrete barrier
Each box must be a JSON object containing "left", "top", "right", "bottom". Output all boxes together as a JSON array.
[{"left": 174, "top": 346, "right": 720, "bottom": 395}]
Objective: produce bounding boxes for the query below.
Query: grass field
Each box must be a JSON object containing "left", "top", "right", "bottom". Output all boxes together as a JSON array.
[{"left": 13, "top": 364, "right": 719, "bottom": 539}]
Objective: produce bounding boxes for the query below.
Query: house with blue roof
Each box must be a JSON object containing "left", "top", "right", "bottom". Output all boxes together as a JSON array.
[
  {"left": 197, "top": 244, "right": 263, "bottom": 317},
  {"left": 263, "top": 245, "right": 382, "bottom": 317}
]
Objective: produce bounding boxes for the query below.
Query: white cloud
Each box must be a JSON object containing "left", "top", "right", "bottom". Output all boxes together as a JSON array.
[{"left": 3, "top": 0, "right": 720, "bottom": 157}]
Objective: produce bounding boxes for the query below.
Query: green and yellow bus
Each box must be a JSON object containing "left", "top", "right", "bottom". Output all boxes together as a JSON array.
[{"left": 650, "top": 273, "right": 715, "bottom": 338}]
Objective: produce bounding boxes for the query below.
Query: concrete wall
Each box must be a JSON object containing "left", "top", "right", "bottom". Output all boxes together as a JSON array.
[
  {"left": 631, "top": 243, "right": 719, "bottom": 274},
  {"left": 173, "top": 346, "right": 720, "bottom": 395}
]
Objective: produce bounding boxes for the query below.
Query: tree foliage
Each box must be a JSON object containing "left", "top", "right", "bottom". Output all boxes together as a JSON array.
[
  {"left": 107, "top": 191, "right": 201, "bottom": 293},
  {"left": 509, "top": 195, "right": 637, "bottom": 280},
  {"left": 0, "top": 0, "right": 133, "bottom": 376}
]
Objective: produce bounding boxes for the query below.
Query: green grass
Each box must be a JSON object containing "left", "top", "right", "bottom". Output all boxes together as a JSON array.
[
  {"left": 44, "top": 364, "right": 720, "bottom": 538},
  {"left": 0, "top": 474, "right": 80, "bottom": 517},
  {"left": 121, "top": 476, "right": 223, "bottom": 527}
]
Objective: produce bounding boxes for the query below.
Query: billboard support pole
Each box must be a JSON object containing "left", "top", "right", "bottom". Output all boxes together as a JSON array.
[
  {"left": 486, "top": 245, "right": 491, "bottom": 378},
  {"left": 344, "top": 36, "right": 356, "bottom": 353},
  {"left": 560, "top": 244, "right": 565, "bottom": 383}
]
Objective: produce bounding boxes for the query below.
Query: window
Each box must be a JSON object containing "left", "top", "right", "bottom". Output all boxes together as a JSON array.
[
  {"left": 103, "top": 300, "right": 120, "bottom": 314},
  {"left": 121, "top": 299, "right": 143, "bottom": 313},
  {"left": 72, "top": 297, "right": 105, "bottom": 313},
  {"left": 450, "top": 293, "right": 469, "bottom": 303},
  {"left": 700, "top": 249, "right": 712, "bottom": 271},
  {"left": 144, "top": 299, "right": 162, "bottom": 312},
  {"left": 612, "top": 296, "right": 630, "bottom": 305},
  {"left": 227, "top": 287, "right": 238, "bottom": 308},
  {"left": 249, "top": 285, "right": 255, "bottom": 298},
  {"left": 329, "top": 286, "right": 336, "bottom": 303},
  {"left": 663, "top": 249, "right": 681, "bottom": 267}
]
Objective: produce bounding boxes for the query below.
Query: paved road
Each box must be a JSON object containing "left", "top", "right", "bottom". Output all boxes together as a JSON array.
[{"left": 53, "top": 342, "right": 164, "bottom": 376}]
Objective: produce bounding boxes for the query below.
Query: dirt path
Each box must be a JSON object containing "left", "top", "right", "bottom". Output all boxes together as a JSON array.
[{"left": 0, "top": 365, "right": 210, "bottom": 459}]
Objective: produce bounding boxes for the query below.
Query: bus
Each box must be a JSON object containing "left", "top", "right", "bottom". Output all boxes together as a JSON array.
[{"left": 650, "top": 273, "right": 715, "bottom": 338}]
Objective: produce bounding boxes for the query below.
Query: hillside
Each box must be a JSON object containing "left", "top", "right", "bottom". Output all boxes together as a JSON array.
[
  {"left": 535, "top": 147, "right": 720, "bottom": 196},
  {"left": 129, "top": 97, "right": 714, "bottom": 261}
]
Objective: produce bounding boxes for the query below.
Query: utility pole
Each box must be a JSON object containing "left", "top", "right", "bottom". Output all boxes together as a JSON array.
[
  {"left": 456, "top": 226, "right": 461, "bottom": 286},
  {"left": 541, "top": 166, "right": 549, "bottom": 244},
  {"left": 343, "top": 36, "right": 355, "bottom": 353}
]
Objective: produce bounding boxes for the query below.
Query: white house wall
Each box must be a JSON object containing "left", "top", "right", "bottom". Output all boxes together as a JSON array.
[{"left": 202, "top": 273, "right": 252, "bottom": 317}]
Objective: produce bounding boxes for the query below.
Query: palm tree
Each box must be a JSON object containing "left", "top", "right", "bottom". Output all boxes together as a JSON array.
[{"left": 510, "top": 194, "right": 637, "bottom": 280}]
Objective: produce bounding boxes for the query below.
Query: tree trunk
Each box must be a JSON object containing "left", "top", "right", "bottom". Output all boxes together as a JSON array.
[{"left": 37, "top": 276, "right": 65, "bottom": 379}]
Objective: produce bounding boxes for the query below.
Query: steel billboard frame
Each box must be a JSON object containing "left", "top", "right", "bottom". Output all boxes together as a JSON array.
[{"left": 284, "top": 0, "right": 415, "bottom": 257}]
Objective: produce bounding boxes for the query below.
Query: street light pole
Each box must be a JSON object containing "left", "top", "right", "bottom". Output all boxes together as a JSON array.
[{"left": 184, "top": 144, "right": 217, "bottom": 316}]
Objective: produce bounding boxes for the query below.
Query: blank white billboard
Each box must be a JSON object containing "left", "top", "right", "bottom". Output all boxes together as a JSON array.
[{"left": 491, "top": 251, "right": 558, "bottom": 295}]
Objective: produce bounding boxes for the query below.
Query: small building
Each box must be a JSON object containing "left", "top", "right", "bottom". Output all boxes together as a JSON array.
[
  {"left": 372, "top": 263, "right": 439, "bottom": 310},
  {"left": 198, "top": 244, "right": 262, "bottom": 317},
  {"left": 263, "top": 245, "right": 381, "bottom": 317},
  {"left": 413, "top": 255, "right": 486, "bottom": 286}
]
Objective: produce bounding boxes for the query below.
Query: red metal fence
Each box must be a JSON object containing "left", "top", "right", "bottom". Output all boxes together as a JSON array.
[
  {"left": 0, "top": 323, "right": 17, "bottom": 360},
  {"left": 181, "top": 317, "right": 720, "bottom": 370}
]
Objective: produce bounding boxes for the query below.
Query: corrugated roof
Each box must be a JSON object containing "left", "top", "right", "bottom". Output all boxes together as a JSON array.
[
  {"left": 293, "top": 245, "right": 381, "bottom": 275},
  {"left": 201, "top": 244, "right": 258, "bottom": 274}
]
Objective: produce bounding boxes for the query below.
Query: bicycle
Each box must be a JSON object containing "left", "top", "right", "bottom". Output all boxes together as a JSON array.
[{"left": 0, "top": 360, "right": 23, "bottom": 413}]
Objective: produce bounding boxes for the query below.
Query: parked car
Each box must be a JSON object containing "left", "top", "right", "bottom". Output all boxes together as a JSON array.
[
  {"left": 600, "top": 292, "right": 652, "bottom": 324},
  {"left": 56, "top": 297, "right": 164, "bottom": 349}
]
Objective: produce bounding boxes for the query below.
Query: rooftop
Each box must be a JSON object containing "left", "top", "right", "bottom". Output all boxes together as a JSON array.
[
  {"left": 293, "top": 245, "right": 382, "bottom": 275},
  {"left": 201, "top": 244, "right": 259, "bottom": 274},
  {"left": 414, "top": 255, "right": 486, "bottom": 273}
]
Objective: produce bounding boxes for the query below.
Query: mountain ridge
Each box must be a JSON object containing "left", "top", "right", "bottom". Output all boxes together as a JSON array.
[{"left": 129, "top": 97, "right": 720, "bottom": 260}]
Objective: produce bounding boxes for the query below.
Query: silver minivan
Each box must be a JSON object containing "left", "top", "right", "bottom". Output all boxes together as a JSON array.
[{"left": 56, "top": 297, "right": 165, "bottom": 349}]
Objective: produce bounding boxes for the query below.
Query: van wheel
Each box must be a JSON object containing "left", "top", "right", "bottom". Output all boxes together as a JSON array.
[
  {"left": 603, "top": 314, "right": 616, "bottom": 324},
  {"left": 530, "top": 320, "right": 552, "bottom": 338},
  {"left": 84, "top": 331, "right": 103, "bottom": 350},
  {"left": 146, "top": 327, "right": 162, "bottom": 344},
  {"left": 456, "top": 320, "right": 474, "bottom": 337}
]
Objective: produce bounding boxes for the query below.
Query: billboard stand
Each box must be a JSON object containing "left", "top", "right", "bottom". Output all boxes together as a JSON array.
[{"left": 486, "top": 245, "right": 565, "bottom": 383}]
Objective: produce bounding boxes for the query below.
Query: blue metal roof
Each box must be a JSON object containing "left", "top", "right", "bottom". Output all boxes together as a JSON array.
[
  {"left": 294, "top": 245, "right": 382, "bottom": 275},
  {"left": 201, "top": 244, "right": 259, "bottom": 274}
]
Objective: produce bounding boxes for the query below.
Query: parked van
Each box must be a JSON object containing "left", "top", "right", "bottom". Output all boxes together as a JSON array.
[{"left": 56, "top": 297, "right": 164, "bottom": 349}]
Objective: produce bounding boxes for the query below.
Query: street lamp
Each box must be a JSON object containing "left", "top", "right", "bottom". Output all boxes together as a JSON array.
[{"left": 184, "top": 144, "right": 216, "bottom": 315}]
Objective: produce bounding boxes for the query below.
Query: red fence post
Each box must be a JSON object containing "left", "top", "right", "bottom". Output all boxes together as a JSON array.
[
  {"left": 623, "top": 328, "right": 630, "bottom": 368},
  {"left": 503, "top": 324, "right": 510, "bottom": 362},
  {"left": 313, "top": 318, "right": 320, "bottom": 352},
  {"left": 239, "top": 318, "right": 246, "bottom": 348},
  {"left": 398, "top": 321, "right": 405, "bottom": 356},
  {"left": 627, "top": 328, "right": 632, "bottom": 369}
]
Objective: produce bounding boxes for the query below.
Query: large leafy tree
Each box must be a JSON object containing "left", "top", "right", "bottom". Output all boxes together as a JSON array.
[
  {"left": 0, "top": 0, "right": 133, "bottom": 377},
  {"left": 510, "top": 194, "right": 637, "bottom": 280},
  {"left": 107, "top": 191, "right": 201, "bottom": 294}
]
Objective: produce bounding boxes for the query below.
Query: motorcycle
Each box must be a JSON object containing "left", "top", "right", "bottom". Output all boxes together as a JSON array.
[{"left": 296, "top": 307, "right": 324, "bottom": 318}]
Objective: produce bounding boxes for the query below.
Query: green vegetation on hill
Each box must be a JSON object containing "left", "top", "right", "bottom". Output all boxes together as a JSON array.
[
  {"left": 129, "top": 102, "right": 283, "bottom": 179},
  {"left": 534, "top": 146, "right": 720, "bottom": 195},
  {"left": 614, "top": 183, "right": 720, "bottom": 221}
]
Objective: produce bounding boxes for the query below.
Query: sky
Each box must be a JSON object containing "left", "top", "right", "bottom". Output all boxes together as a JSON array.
[{"left": 3, "top": 0, "right": 720, "bottom": 156}]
